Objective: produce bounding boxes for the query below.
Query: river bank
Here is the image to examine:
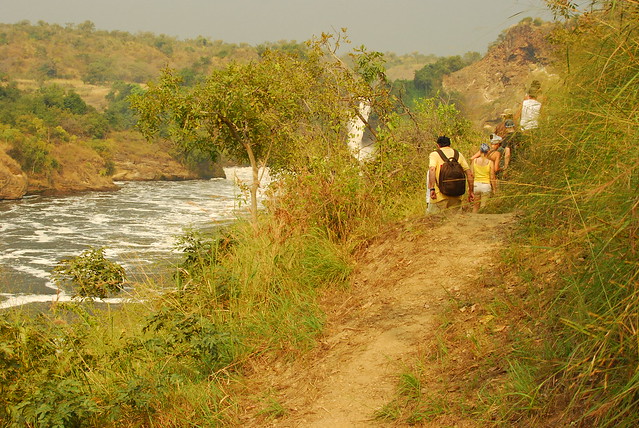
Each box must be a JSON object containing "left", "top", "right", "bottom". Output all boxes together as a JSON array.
[
  {"left": 0, "top": 132, "right": 228, "bottom": 200},
  {"left": 0, "top": 168, "right": 264, "bottom": 309}
]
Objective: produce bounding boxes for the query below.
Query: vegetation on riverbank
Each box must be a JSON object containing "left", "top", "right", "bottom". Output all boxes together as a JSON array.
[{"left": 2, "top": 1, "right": 637, "bottom": 426}]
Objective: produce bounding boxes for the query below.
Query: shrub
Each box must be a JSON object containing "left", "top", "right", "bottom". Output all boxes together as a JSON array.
[{"left": 52, "top": 247, "right": 126, "bottom": 299}]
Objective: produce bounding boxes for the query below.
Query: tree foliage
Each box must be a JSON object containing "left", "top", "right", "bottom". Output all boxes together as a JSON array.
[
  {"left": 103, "top": 81, "right": 144, "bottom": 130},
  {"left": 52, "top": 247, "right": 126, "bottom": 299},
  {"left": 132, "top": 33, "right": 393, "bottom": 225}
]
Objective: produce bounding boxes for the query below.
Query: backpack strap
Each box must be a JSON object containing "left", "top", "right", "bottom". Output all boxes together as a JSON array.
[{"left": 436, "top": 148, "right": 458, "bottom": 163}]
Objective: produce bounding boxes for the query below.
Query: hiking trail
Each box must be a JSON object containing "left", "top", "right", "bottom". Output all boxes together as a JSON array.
[{"left": 238, "top": 212, "right": 516, "bottom": 427}]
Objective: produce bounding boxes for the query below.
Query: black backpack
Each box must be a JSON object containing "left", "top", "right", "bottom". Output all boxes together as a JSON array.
[{"left": 436, "top": 149, "right": 466, "bottom": 196}]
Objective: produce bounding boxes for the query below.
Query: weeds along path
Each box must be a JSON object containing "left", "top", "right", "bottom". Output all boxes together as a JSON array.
[{"left": 238, "top": 212, "right": 516, "bottom": 427}]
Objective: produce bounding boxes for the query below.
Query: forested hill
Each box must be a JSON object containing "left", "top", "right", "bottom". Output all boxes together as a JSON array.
[
  {"left": 0, "top": 21, "right": 439, "bottom": 88},
  {"left": 0, "top": 21, "right": 260, "bottom": 85},
  {"left": 0, "top": 20, "right": 443, "bottom": 200}
]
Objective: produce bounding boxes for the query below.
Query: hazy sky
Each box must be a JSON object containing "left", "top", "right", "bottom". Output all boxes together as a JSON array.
[{"left": 2, "top": 0, "right": 558, "bottom": 56}]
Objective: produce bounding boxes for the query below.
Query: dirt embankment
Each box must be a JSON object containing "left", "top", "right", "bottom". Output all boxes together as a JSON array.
[
  {"left": 0, "top": 133, "right": 226, "bottom": 200},
  {"left": 236, "top": 212, "right": 516, "bottom": 427}
]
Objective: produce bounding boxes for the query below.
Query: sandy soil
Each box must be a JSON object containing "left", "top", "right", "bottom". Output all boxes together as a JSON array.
[{"left": 237, "top": 212, "right": 515, "bottom": 427}]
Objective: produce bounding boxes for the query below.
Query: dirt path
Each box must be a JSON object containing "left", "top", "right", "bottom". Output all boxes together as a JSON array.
[{"left": 238, "top": 212, "right": 515, "bottom": 427}]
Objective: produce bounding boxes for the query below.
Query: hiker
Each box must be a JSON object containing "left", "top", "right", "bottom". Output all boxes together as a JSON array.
[
  {"left": 428, "top": 136, "right": 474, "bottom": 213},
  {"left": 471, "top": 134, "right": 503, "bottom": 175},
  {"left": 499, "top": 119, "right": 518, "bottom": 170},
  {"left": 471, "top": 143, "right": 497, "bottom": 213},
  {"left": 494, "top": 108, "right": 514, "bottom": 138},
  {"left": 519, "top": 83, "right": 542, "bottom": 132}
]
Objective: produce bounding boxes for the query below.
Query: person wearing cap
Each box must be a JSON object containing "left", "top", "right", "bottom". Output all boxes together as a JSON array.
[
  {"left": 494, "top": 108, "right": 514, "bottom": 138},
  {"left": 471, "top": 134, "right": 503, "bottom": 176},
  {"left": 470, "top": 142, "right": 497, "bottom": 213},
  {"left": 428, "top": 135, "right": 474, "bottom": 213}
]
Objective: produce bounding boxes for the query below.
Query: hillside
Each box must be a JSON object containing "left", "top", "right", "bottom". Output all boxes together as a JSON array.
[
  {"left": 0, "top": 21, "right": 259, "bottom": 84},
  {"left": 443, "top": 20, "right": 558, "bottom": 130},
  {"left": 0, "top": 21, "right": 433, "bottom": 92}
]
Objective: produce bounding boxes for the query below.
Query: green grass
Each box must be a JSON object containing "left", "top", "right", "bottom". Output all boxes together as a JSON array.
[
  {"left": 475, "top": 3, "right": 639, "bottom": 425},
  {"left": 11, "top": 6, "right": 639, "bottom": 424}
]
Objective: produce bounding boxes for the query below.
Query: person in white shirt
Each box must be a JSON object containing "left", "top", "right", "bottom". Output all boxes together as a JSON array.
[{"left": 519, "top": 92, "right": 542, "bottom": 131}]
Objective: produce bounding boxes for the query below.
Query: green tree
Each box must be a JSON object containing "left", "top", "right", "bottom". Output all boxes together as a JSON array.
[
  {"left": 62, "top": 91, "right": 88, "bottom": 114},
  {"left": 104, "top": 81, "right": 143, "bottom": 130},
  {"left": 132, "top": 34, "right": 387, "bottom": 226},
  {"left": 414, "top": 55, "right": 464, "bottom": 96}
]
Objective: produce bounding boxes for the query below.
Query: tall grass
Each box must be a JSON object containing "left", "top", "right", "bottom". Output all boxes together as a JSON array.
[
  {"left": 498, "top": 1, "right": 639, "bottom": 425},
  {"left": 0, "top": 90, "right": 475, "bottom": 424}
]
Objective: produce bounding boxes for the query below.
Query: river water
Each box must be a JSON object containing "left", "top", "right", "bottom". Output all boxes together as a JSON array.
[{"left": 0, "top": 167, "right": 266, "bottom": 309}]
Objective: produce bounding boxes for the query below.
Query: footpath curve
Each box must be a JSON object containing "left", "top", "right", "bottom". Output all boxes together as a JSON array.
[{"left": 238, "top": 212, "right": 516, "bottom": 427}]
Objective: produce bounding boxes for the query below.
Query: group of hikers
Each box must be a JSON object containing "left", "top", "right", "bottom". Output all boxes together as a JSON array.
[{"left": 427, "top": 82, "right": 542, "bottom": 214}]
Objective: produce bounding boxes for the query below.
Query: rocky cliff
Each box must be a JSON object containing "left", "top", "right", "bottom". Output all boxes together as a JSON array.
[
  {"left": 0, "top": 145, "right": 28, "bottom": 199},
  {"left": 0, "top": 134, "right": 226, "bottom": 200},
  {"left": 443, "top": 21, "right": 560, "bottom": 131}
]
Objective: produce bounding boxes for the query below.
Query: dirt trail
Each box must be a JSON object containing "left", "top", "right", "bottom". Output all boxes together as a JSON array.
[{"left": 239, "top": 212, "right": 515, "bottom": 427}]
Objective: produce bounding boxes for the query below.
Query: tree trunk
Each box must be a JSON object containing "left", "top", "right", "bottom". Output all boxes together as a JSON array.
[{"left": 245, "top": 143, "right": 259, "bottom": 228}]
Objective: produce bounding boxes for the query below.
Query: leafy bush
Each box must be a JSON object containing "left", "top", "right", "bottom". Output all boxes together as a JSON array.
[
  {"left": 52, "top": 247, "right": 126, "bottom": 299},
  {"left": 7, "top": 133, "right": 58, "bottom": 173}
]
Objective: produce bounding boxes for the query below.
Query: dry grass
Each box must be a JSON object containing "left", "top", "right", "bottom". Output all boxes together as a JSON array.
[{"left": 13, "top": 78, "right": 113, "bottom": 110}]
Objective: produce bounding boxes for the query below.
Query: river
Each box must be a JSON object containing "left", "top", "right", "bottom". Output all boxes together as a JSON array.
[{"left": 0, "top": 167, "right": 267, "bottom": 309}]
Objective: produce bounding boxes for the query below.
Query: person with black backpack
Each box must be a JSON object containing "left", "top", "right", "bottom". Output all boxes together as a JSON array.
[{"left": 428, "top": 136, "right": 474, "bottom": 213}]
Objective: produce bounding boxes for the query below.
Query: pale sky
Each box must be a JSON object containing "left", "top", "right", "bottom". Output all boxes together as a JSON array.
[{"left": 2, "top": 0, "right": 560, "bottom": 56}]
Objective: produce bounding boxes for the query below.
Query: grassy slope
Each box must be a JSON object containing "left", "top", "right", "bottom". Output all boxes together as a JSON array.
[
  {"left": 4, "top": 6, "right": 637, "bottom": 426},
  {"left": 483, "top": 2, "right": 639, "bottom": 426}
]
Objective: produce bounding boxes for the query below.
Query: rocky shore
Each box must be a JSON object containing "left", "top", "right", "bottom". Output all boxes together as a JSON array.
[{"left": 0, "top": 140, "right": 226, "bottom": 200}]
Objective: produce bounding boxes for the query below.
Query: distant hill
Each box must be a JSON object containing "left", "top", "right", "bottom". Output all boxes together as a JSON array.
[
  {"left": 0, "top": 21, "right": 441, "bottom": 111},
  {"left": 0, "top": 21, "right": 436, "bottom": 88},
  {"left": 0, "top": 20, "right": 259, "bottom": 84}
]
